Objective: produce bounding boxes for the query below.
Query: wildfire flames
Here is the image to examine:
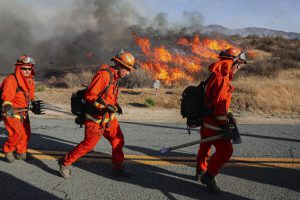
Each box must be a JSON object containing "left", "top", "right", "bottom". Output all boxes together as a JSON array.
[{"left": 133, "top": 32, "right": 251, "bottom": 85}]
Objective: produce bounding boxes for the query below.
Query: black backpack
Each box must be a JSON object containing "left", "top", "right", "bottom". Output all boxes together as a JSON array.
[
  {"left": 71, "top": 68, "right": 113, "bottom": 127},
  {"left": 70, "top": 86, "right": 88, "bottom": 126},
  {"left": 180, "top": 73, "right": 214, "bottom": 133}
]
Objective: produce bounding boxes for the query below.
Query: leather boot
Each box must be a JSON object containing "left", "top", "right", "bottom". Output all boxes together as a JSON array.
[
  {"left": 200, "top": 172, "right": 222, "bottom": 194},
  {"left": 5, "top": 152, "right": 16, "bottom": 163},
  {"left": 16, "top": 153, "right": 27, "bottom": 160},
  {"left": 195, "top": 170, "right": 205, "bottom": 182},
  {"left": 58, "top": 160, "right": 71, "bottom": 179}
]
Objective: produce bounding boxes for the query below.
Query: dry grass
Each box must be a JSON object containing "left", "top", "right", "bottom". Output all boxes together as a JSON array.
[
  {"left": 34, "top": 69, "right": 300, "bottom": 116},
  {"left": 35, "top": 87, "right": 79, "bottom": 105},
  {"left": 34, "top": 86, "right": 183, "bottom": 110},
  {"left": 118, "top": 88, "right": 182, "bottom": 109},
  {"left": 119, "top": 69, "right": 300, "bottom": 115},
  {"left": 45, "top": 70, "right": 94, "bottom": 88},
  {"left": 232, "top": 69, "right": 300, "bottom": 114}
]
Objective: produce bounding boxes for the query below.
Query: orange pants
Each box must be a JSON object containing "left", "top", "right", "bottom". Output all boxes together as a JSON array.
[
  {"left": 3, "top": 116, "right": 31, "bottom": 154},
  {"left": 196, "top": 127, "right": 233, "bottom": 177},
  {"left": 63, "top": 118, "right": 124, "bottom": 169}
]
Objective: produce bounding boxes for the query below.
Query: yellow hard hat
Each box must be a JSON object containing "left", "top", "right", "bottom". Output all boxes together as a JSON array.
[{"left": 111, "top": 50, "right": 137, "bottom": 71}]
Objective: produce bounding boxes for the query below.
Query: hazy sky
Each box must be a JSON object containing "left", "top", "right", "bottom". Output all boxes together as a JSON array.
[{"left": 21, "top": 0, "right": 300, "bottom": 33}]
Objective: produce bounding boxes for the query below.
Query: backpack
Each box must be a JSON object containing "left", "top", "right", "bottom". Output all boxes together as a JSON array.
[
  {"left": 71, "top": 68, "right": 113, "bottom": 127},
  {"left": 0, "top": 74, "right": 22, "bottom": 121},
  {"left": 180, "top": 73, "right": 214, "bottom": 134}
]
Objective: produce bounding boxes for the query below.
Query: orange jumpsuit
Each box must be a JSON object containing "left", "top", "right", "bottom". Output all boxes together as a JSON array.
[
  {"left": 1, "top": 66, "right": 35, "bottom": 154},
  {"left": 63, "top": 65, "right": 124, "bottom": 169},
  {"left": 196, "top": 59, "right": 234, "bottom": 176}
]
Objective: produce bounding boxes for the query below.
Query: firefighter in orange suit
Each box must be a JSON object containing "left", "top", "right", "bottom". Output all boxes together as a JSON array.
[
  {"left": 59, "top": 50, "right": 137, "bottom": 178},
  {"left": 195, "top": 48, "right": 247, "bottom": 194},
  {"left": 1, "top": 55, "right": 39, "bottom": 162}
]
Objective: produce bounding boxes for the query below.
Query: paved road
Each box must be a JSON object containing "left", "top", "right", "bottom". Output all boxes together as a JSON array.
[{"left": 0, "top": 119, "right": 299, "bottom": 200}]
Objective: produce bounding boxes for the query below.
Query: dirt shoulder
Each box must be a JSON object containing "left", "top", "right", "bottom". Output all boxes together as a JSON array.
[{"left": 34, "top": 104, "right": 300, "bottom": 125}]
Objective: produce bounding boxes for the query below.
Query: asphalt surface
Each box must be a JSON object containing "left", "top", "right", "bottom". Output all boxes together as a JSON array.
[{"left": 0, "top": 118, "right": 299, "bottom": 200}]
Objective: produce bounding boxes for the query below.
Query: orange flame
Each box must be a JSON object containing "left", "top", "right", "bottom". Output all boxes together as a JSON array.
[
  {"left": 154, "top": 46, "right": 172, "bottom": 62},
  {"left": 133, "top": 32, "right": 151, "bottom": 56},
  {"left": 133, "top": 32, "right": 246, "bottom": 85}
]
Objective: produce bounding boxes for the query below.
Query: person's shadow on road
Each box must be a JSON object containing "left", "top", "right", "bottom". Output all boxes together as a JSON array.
[
  {"left": 0, "top": 125, "right": 249, "bottom": 199},
  {"left": 1, "top": 122, "right": 299, "bottom": 199}
]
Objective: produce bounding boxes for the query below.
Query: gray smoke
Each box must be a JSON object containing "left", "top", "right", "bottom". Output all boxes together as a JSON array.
[
  {"left": 0, "top": 1, "right": 38, "bottom": 73},
  {"left": 152, "top": 12, "right": 169, "bottom": 30},
  {"left": 0, "top": 0, "right": 142, "bottom": 74},
  {"left": 183, "top": 11, "right": 204, "bottom": 27},
  {"left": 34, "top": 0, "right": 142, "bottom": 72},
  {"left": 0, "top": 0, "right": 205, "bottom": 75}
]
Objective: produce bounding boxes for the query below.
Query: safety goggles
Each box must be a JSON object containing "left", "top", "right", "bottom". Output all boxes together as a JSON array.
[
  {"left": 17, "top": 57, "right": 36, "bottom": 65},
  {"left": 20, "top": 67, "right": 33, "bottom": 71}
]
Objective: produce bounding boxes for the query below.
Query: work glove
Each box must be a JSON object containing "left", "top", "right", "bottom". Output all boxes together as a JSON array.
[
  {"left": 227, "top": 112, "right": 237, "bottom": 125},
  {"left": 220, "top": 123, "right": 234, "bottom": 140},
  {"left": 115, "top": 104, "right": 123, "bottom": 115},
  {"left": 106, "top": 104, "right": 123, "bottom": 115},
  {"left": 3, "top": 104, "right": 15, "bottom": 117},
  {"left": 106, "top": 104, "right": 117, "bottom": 113},
  {"left": 31, "top": 100, "right": 44, "bottom": 115}
]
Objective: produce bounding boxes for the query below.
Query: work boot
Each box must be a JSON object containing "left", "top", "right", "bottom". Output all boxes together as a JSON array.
[
  {"left": 200, "top": 173, "right": 222, "bottom": 194},
  {"left": 111, "top": 169, "right": 132, "bottom": 178},
  {"left": 16, "top": 153, "right": 27, "bottom": 160},
  {"left": 5, "top": 152, "right": 16, "bottom": 163},
  {"left": 58, "top": 160, "right": 71, "bottom": 179},
  {"left": 195, "top": 170, "right": 205, "bottom": 182}
]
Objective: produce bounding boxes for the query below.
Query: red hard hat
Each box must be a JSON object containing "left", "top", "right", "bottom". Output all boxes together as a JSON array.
[
  {"left": 15, "top": 55, "right": 35, "bottom": 66},
  {"left": 111, "top": 50, "right": 137, "bottom": 71},
  {"left": 218, "top": 48, "right": 240, "bottom": 59}
]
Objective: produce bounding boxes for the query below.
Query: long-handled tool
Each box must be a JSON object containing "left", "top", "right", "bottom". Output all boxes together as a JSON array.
[
  {"left": 14, "top": 103, "right": 73, "bottom": 116},
  {"left": 160, "top": 134, "right": 223, "bottom": 155}
]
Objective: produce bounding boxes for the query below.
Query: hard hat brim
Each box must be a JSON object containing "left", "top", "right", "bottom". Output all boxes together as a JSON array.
[{"left": 111, "top": 57, "right": 136, "bottom": 70}]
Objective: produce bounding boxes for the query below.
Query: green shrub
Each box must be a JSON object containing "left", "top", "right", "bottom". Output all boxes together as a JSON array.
[
  {"left": 35, "top": 84, "right": 46, "bottom": 92},
  {"left": 144, "top": 98, "right": 156, "bottom": 107}
]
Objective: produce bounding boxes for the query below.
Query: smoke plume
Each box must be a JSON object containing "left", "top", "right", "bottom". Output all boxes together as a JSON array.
[{"left": 0, "top": 0, "right": 204, "bottom": 75}]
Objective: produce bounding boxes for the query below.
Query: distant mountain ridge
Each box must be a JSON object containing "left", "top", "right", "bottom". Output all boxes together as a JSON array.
[{"left": 192, "top": 25, "right": 300, "bottom": 39}]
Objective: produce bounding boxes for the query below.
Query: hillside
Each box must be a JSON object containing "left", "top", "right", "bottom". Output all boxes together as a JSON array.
[
  {"left": 1, "top": 33, "right": 300, "bottom": 118},
  {"left": 185, "top": 25, "right": 300, "bottom": 39}
]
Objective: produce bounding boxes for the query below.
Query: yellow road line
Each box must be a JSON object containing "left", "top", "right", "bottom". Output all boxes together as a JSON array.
[
  {"left": 0, "top": 149, "right": 299, "bottom": 168},
  {"left": 23, "top": 149, "right": 300, "bottom": 162}
]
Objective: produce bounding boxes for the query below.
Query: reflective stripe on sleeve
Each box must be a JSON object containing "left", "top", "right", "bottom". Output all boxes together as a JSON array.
[
  {"left": 94, "top": 102, "right": 106, "bottom": 109},
  {"left": 13, "top": 115, "right": 21, "bottom": 120},
  {"left": 85, "top": 113, "right": 114, "bottom": 123},
  {"left": 4, "top": 114, "right": 22, "bottom": 120}
]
